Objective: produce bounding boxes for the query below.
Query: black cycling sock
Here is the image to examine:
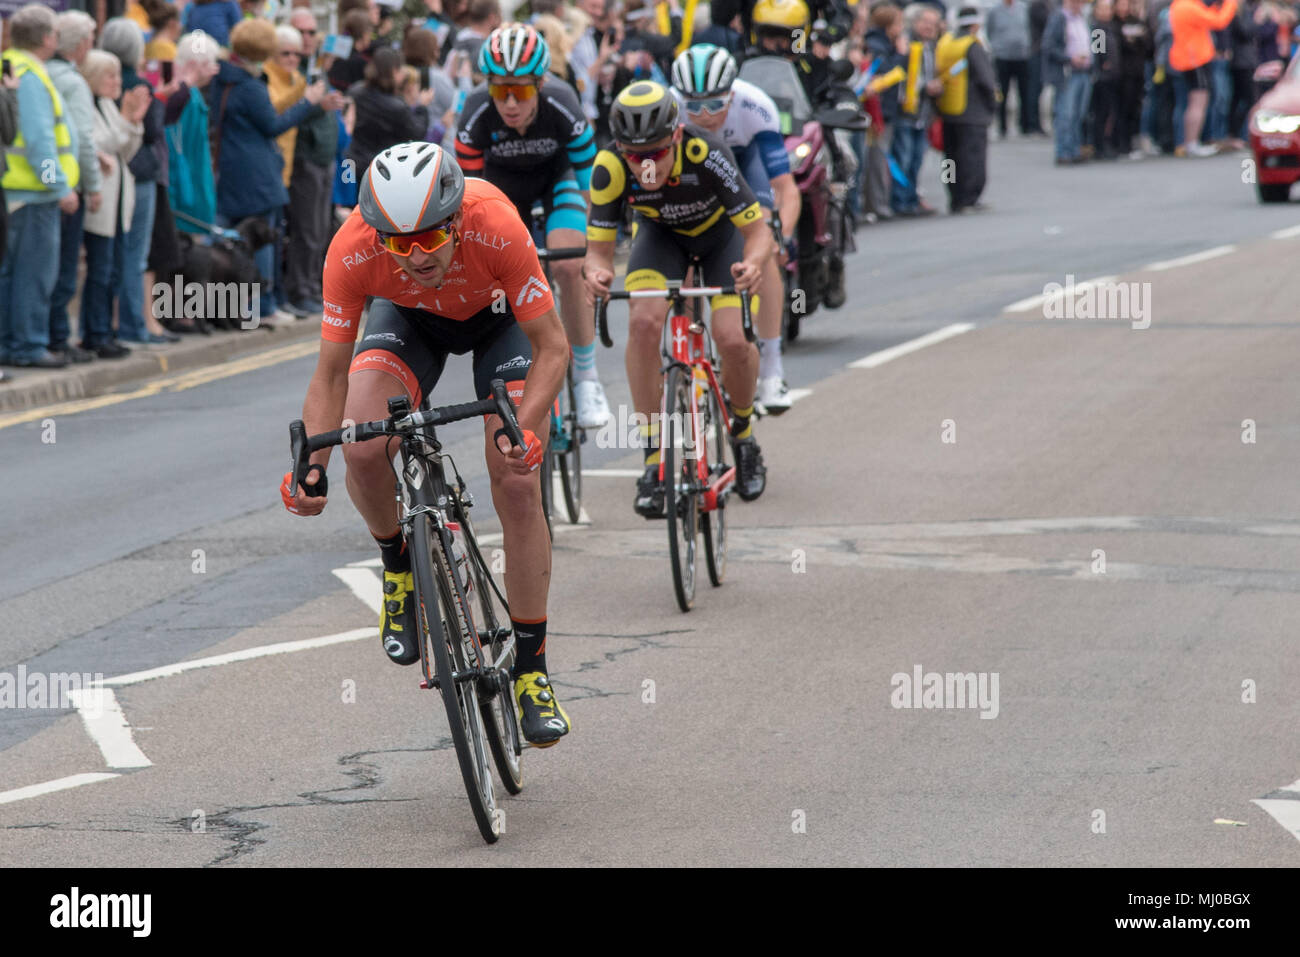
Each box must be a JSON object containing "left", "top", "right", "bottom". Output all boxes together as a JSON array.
[
  {"left": 375, "top": 530, "right": 410, "bottom": 574},
  {"left": 511, "top": 617, "right": 548, "bottom": 677},
  {"left": 730, "top": 404, "right": 754, "bottom": 440}
]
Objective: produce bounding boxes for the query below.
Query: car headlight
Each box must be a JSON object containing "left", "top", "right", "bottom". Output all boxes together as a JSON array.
[{"left": 1254, "top": 111, "right": 1300, "bottom": 134}]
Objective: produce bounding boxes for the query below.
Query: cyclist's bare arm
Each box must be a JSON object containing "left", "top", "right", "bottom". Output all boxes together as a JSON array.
[
  {"left": 301, "top": 339, "right": 355, "bottom": 475},
  {"left": 581, "top": 238, "right": 616, "bottom": 301},
  {"left": 505, "top": 305, "right": 569, "bottom": 449},
  {"left": 733, "top": 219, "right": 775, "bottom": 291},
  {"left": 772, "top": 172, "right": 800, "bottom": 243}
]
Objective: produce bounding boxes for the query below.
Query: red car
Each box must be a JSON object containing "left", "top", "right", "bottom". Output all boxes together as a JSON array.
[{"left": 1250, "top": 57, "right": 1300, "bottom": 203}]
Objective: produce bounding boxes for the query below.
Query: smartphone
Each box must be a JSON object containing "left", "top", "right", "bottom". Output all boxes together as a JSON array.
[
  {"left": 161, "top": 61, "right": 173, "bottom": 84},
  {"left": 2, "top": 60, "right": 11, "bottom": 80}
]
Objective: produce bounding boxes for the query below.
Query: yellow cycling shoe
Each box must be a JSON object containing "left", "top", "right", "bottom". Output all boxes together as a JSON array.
[
  {"left": 380, "top": 570, "right": 419, "bottom": 665},
  {"left": 514, "top": 672, "right": 571, "bottom": 747}
]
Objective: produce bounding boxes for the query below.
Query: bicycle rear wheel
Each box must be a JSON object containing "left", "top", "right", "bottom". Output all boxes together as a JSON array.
[
  {"left": 662, "top": 365, "right": 698, "bottom": 612},
  {"left": 700, "top": 381, "right": 729, "bottom": 587},
  {"left": 411, "top": 514, "right": 500, "bottom": 843},
  {"left": 556, "top": 373, "right": 583, "bottom": 524}
]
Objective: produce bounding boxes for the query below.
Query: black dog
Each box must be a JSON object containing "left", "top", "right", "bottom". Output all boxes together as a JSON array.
[{"left": 163, "top": 217, "right": 276, "bottom": 333}]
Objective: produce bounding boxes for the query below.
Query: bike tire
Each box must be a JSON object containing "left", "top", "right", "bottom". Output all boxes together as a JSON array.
[
  {"left": 411, "top": 514, "right": 501, "bottom": 843},
  {"left": 557, "top": 372, "right": 583, "bottom": 524},
  {"left": 663, "top": 364, "right": 698, "bottom": 612},
  {"left": 455, "top": 504, "right": 523, "bottom": 795},
  {"left": 701, "top": 381, "right": 729, "bottom": 587},
  {"left": 539, "top": 444, "right": 554, "bottom": 541}
]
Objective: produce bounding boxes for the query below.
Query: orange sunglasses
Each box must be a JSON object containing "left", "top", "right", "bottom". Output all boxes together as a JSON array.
[
  {"left": 378, "top": 219, "right": 456, "bottom": 256},
  {"left": 488, "top": 81, "right": 540, "bottom": 102}
]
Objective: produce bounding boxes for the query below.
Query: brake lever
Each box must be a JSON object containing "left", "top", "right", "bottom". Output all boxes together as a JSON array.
[
  {"left": 288, "top": 420, "right": 308, "bottom": 497},
  {"left": 596, "top": 296, "right": 613, "bottom": 348},
  {"left": 489, "top": 379, "right": 527, "bottom": 450}
]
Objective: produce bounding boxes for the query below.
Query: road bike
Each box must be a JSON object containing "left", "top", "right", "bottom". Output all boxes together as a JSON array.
[
  {"left": 595, "top": 281, "right": 753, "bottom": 612},
  {"left": 534, "top": 244, "right": 587, "bottom": 535},
  {"left": 288, "top": 380, "right": 527, "bottom": 843}
]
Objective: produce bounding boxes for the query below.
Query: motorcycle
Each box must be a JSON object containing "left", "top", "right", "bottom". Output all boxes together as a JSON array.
[{"left": 738, "top": 56, "right": 867, "bottom": 343}]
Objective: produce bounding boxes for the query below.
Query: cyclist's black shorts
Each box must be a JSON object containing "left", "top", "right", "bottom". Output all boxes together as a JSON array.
[
  {"left": 625, "top": 216, "right": 745, "bottom": 310},
  {"left": 350, "top": 299, "right": 533, "bottom": 409},
  {"left": 485, "top": 161, "right": 586, "bottom": 235}
]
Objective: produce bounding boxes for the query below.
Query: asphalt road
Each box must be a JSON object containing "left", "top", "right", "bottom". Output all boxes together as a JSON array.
[{"left": 2, "top": 140, "right": 1299, "bottom": 866}]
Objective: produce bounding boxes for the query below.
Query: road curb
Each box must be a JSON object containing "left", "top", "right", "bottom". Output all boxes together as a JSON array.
[{"left": 0, "top": 318, "right": 323, "bottom": 412}]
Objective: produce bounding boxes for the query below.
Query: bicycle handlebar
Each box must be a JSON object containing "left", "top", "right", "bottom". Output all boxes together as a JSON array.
[
  {"left": 595, "top": 285, "right": 753, "bottom": 347},
  {"left": 287, "top": 379, "right": 524, "bottom": 497},
  {"left": 536, "top": 245, "right": 586, "bottom": 262}
]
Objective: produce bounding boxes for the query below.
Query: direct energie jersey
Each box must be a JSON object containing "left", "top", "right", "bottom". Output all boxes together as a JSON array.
[
  {"left": 672, "top": 78, "right": 790, "bottom": 180},
  {"left": 586, "top": 124, "right": 762, "bottom": 241},
  {"left": 321, "top": 178, "right": 554, "bottom": 342},
  {"left": 454, "top": 77, "right": 597, "bottom": 190}
]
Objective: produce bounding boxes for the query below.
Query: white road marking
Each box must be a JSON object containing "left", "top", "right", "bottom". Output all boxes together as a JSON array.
[
  {"left": 67, "top": 688, "right": 152, "bottom": 769},
  {"left": 784, "top": 387, "right": 813, "bottom": 405},
  {"left": 332, "top": 567, "right": 383, "bottom": 615},
  {"left": 1253, "top": 778, "right": 1300, "bottom": 844},
  {"left": 102, "top": 628, "right": 378, "bottom": 688},
  {"left": 581, "top": 468, "right": 645, "bottom": 477},
  {"left": 1142, "top": 245, "right": 1235, "bottom": 272},
  {"left": 849, "top": 323, "right": 975, "bottom": 369},
  {"left": 1269, "top": 224, "right": 1300, "bottom": 240},
  {"left": 1004, "top": 277, "right": 1115, "bottom": 314},
  {"left": 0, "top": 772, "right": 120, "bottom": 806}
]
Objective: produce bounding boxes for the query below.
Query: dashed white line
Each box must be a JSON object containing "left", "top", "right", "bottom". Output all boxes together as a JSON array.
[
  {"left": 1253, "top": 777, "right": 1300, "bottom": 844},
  {"left": 102, "top": 627, "right": 378, "bottom": 688},
  {"left": 581, "top": 468, "right": 646, "bottom": 478},
  {"left": 1142, "top": 245, "right": 1235, "bottom": 272},
  {"left": 67, "top": 688, "right": 152, "bottom": 769},
  {"left": 849, "top": 323, "right": 975, "bottom": 369},
  {"left": 332, "top": 567, "right": 383, "bottom": 615},
  {"left": 0, "top": 772, "right": 120, "bottom": 806},
  {"left": 1004, "top": 277, "right": 1116, "bottom": 314},
  {"left": 1269, "top": 224, "right": 1300, "bottom": 240}
]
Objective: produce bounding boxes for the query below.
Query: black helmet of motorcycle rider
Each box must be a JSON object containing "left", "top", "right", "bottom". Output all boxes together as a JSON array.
[{"left": 751, "top": 0, "right": 812, "bottom": 54}]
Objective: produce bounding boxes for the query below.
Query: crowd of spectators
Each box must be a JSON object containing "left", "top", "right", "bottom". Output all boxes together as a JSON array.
[{"left": 1, "top": 0, "right": 1297, "bottom": 381}]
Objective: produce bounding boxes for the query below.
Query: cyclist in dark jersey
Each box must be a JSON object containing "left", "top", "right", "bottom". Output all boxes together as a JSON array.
[
  {"left": 455, "top": 23, "right": 611, "bottom": 430},
  {"left": 581, "top": 81, "right": 773, "bottom": 518}
]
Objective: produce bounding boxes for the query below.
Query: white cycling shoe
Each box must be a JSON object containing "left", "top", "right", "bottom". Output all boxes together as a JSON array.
[
  {"left": 755, "top": 376, "right": 792, "bottom": 416},
  {"left": 573, "top": 378, "right": 611, "bottom": 429}
]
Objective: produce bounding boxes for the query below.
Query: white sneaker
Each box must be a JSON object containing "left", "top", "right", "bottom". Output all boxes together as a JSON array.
[
  {"left": 755, "top": 376, "right": 792, "bottom": 415},
  {"left": 573, "top": 378, "right": 611, "bottom": 429},
  {"left": 1187, "top": 142, "right": 1218, "bottom": 158}
]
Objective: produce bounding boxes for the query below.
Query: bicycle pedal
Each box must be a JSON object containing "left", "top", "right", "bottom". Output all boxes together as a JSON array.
[{"left": 419, "top": 678, "right": 440, "bottom": 690}]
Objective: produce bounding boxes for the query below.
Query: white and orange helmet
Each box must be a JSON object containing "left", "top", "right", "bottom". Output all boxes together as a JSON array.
[{"left": 358, "top": 142, "right": 465, "bottom": 235}]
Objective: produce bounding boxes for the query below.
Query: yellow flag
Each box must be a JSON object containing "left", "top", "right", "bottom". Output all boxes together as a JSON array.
[{"left": 676, "top": 0, "right": 699, "bottom": 55}]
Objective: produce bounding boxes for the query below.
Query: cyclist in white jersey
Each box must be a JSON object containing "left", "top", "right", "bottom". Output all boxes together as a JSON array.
[{"left": 671, "top": 44, "right": 802, "bottom": 414}]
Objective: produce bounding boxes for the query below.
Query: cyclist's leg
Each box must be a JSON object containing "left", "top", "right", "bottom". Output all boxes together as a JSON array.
[
  {"left": 471, "top": 317, "right": 570, "bottom": 744},
  {"left": 342, "top": 301, "right": 447, "bottom": 540},
  {"left": 342, "top": 300, "right": 452, "bottom": 663},
  {"left": 625, "top": 218, "right": 688, "bottom": 423},
  {"left": 698, "top": 224, "right": 758, "bottom": 415}
]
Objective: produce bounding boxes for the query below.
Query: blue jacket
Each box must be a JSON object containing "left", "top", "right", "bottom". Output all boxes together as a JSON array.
[
  {"left": 182, "top": 1, "right": 242, "bottom": 48},
  {"left": 206, "top": 59, "right": 317, "bottom": 220},
  {"left": 167, "top": 86, "right": 216, "bottom": 234}
]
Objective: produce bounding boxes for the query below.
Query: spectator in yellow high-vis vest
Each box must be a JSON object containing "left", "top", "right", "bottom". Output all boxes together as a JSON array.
[
  {"left": 0, "top": 3, "right": 82, "bottom": 371},
  {"left": 936, "top": 6, "right": 997, "bottom": 213}
]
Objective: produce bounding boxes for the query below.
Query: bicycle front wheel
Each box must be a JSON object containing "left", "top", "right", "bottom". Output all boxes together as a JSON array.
[
  {"left": 411, "top": 514, "right": 501, "bottom": 843},
  {"left": 557, "top": 372, "right": 583, "bottom": 524},
  {"left": 539, "top": 443, "right": 554, "bottom": 541},
  {"left": 700, "top": 380, "right": 729, "bottom": 587},
  {"left": 663, "top": 365, "right": 698, "bottom": 612}
]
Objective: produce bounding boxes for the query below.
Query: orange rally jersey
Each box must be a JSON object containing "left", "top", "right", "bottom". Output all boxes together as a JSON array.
[{"left": 320, "top": 178, "right": 555, "bottom": 343}]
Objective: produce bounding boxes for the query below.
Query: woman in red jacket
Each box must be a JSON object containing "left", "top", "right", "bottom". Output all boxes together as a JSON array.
[{"left": 1169, "top": 0, "right": 1238, "bottom": 156}]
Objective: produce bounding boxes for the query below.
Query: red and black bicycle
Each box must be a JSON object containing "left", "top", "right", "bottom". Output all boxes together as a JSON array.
[{"left": 596, "top": 282, "right": 753, "bottom": 611}]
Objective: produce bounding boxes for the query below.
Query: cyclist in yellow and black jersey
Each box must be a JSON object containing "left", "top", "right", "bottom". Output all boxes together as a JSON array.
[{"left": 582, "top": 81, "right": 772, "bottom": 519}]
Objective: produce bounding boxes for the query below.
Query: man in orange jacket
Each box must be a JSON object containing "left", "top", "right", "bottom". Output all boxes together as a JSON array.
[{"left": 1169, "top": 0, "right": 1238, "bottom": 156}]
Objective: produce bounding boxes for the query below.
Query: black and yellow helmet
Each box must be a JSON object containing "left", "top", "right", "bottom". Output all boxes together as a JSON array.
[
  {"left": 609, "top": 81, "right": 680, "bottom": 146},
  {"left": 752, "top": 0, "right": 812, "bottom": 34}
]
